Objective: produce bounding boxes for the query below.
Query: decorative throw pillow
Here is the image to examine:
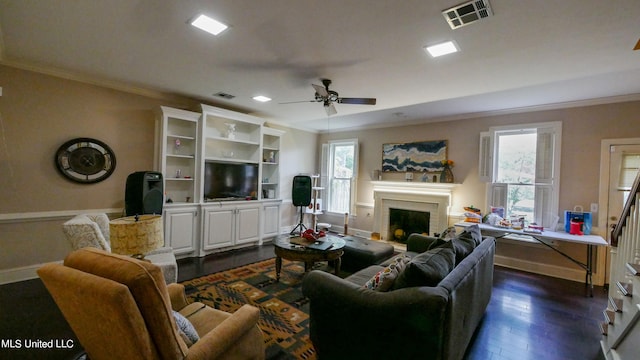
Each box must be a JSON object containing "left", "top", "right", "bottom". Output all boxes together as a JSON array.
[
  {"left": 451, "top": 235, "right": 476, "bottom": 265},
  {"left": 390, "top": 255, "right": 411, "bottom": 275},
  {"left": 393, "top": 240, "right": 456, "bottom": 289},
  {"left": 363, "top": 255, "right": 411, "bottom": 292},
  {"left": 458, "top": 224, "right": 482, "bottom": 246},
  {"left": 172, "top": 310, "right": 199, "bottom": 346}
]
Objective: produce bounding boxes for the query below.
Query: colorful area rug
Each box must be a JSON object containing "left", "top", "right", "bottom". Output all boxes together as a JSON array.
[{"left": 181, "top": 258, "right": 316, "bottom": 360}]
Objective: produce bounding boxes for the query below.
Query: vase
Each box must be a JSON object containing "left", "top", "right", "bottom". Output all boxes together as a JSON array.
[{"left": 440, "top": 165, "right": 454, "bottom": 183}]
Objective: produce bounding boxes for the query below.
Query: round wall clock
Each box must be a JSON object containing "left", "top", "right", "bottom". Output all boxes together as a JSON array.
[{"left": 55, "top": 137, "right": 116, "bottom": 184}]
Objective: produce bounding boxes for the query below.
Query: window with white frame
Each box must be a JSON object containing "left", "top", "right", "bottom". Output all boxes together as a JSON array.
[
  {"left": 619, "top": 153, "right": 640, "bottom": 205},
  {"left": 479, "top": 121, "right": 562, "bottom": 228},
  {"left": 321, "top": 139, "right": 358, "bottom": 215}
]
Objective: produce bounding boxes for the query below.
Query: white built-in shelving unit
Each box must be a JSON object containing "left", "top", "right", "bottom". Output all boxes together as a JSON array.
[
  {"left": 155, "top": 104, "right": 284, "bottom": 258},
  {"left": 261, "top": 127, "right": 284, "bottom": 200}
]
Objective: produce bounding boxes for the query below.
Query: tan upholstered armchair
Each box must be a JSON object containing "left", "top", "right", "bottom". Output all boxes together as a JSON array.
[
  {"left": 62, "top": 213, "right": 178, "bottom": 283},
  {"left": 37, "top": 248, "right": 265, "bottom": 360}
]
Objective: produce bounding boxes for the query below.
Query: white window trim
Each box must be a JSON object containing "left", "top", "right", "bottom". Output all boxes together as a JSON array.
[
  {"left": 480, "top": 121, "right": 562, "bottom": 230},
  {"left": 321, "top": 139, "right": 359, "bottom": 216}
]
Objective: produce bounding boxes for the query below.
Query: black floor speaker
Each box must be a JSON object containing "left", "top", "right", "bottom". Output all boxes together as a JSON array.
[
  {"left": 125, "top": 171, "right": 163, "bottom": 216},
  {"left": 292, "top": 175, "right": 312, "bottom": 206}
]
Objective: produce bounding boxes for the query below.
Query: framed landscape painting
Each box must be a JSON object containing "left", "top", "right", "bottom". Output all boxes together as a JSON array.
[{"left": 382, "top": 140, "right": 447, "bottom": 172}]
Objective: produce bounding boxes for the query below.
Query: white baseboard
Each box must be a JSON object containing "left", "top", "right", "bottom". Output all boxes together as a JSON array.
[
  {"left": 0, "top": 261, "right": 62, "bottom": 285},
  {"left": 495, "top": 254, "right": 588, "bottom": 284}
]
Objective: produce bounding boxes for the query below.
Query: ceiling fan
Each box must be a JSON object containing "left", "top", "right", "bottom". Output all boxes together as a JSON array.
[{"left": 283, "top": 79, "right": 376, "bottom": 116}]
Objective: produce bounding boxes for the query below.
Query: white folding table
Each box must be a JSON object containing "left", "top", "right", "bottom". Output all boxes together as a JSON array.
[{"left": 457, "top": 222, "right": 608, "bottom": 297}]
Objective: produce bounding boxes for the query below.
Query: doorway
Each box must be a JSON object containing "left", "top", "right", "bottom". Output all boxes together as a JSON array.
[{"left": 598, "top": 138, "right": 640, "bottom": 286}]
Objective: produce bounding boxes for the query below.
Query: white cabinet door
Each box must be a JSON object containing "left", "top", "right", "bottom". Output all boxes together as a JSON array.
[
  {"left": 203, "top": 208, "right": 235, "bottom": 250},
  {"left": 164, "top": 207, "right": 198, "bottom": 256},
  {"left": 236, "top": 206, "right": 261, "bottom": 244},
  {"left": 262, "top": 203, "right": 281, "bottom": 239}
]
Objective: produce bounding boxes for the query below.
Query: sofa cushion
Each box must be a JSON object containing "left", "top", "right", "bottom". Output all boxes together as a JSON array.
[
  {"left": 451, "top": 235, "right": 476, "bottom": 265},
  {"left": 460, "top": 224, "right": 482, "bottom": 246},
  {"left": 363, "top": 255, "right": 411, "bottom": 291},
  {"left": 440, "top": 226, "right": 457, "bottom": 239},
  {"left": 393, "top": 240, "right": 456, "bottom": 289},
  {"left": 345, "top": 266, "right": 385, "bottom": 286}
]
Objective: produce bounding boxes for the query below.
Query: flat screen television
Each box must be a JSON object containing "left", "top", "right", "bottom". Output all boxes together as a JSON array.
[{"left": 203, "top": 162, "right": 259, "bottom": 201}]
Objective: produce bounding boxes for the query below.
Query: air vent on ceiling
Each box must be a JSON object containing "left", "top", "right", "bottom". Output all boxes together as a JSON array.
[
  {"left": 213, "top": 92, "right": 236, "bottom": 100},
  {"left": 443, "top": 0, "right": 493, "bottom": 29}
]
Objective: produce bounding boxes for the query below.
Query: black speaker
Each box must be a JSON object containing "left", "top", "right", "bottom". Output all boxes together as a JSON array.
[
  {"left": 125, "top": 171, "right": 163, "bottom": 216},
  {"left": 292, "top": 175, "right": 312, "bottom": 206}
]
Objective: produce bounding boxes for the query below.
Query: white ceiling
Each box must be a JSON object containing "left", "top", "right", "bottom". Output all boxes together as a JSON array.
[{"left": 1, "top": 0, "right": 639, "bottom": 132}]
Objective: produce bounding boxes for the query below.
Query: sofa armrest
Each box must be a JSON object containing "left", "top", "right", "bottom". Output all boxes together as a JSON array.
[
  {"left": 167, "top": 283, "right": 190, "bottom": 310},
  {"left": 185, "top": 304, "right": 262, "bottom": 360},
  {"left": 302, "top": 270, "right": 449, "bottom": 359},
  {"left": 406, "top": 233, "right": 440, "bottom": 253}
]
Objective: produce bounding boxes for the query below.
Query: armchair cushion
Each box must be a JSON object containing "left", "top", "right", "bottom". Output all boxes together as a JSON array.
[{"left": 393, "top": 240, "right": 456, "bottom": 289}]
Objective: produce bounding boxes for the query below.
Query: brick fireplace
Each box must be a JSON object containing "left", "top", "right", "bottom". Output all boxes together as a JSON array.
[{"left": 371, "top": 181, "right": 455, "bottom": 241}]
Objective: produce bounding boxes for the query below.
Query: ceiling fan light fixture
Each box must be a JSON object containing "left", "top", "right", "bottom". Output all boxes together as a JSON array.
[
  {"left": 191, "top": 14, "right": 228, "bottom": 36},
  {"left": 252, "top": 95, "right": 272, "bottom": 102},
  {"left": 425, "top": 41, "right": 459, "bottom": 58}
]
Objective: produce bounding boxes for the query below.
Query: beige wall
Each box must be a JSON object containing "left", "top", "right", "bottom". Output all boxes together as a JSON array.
[
  {"left": 319, "top": 100, "right": 640, "bottom": 283},
  {"left": 265, "top": 123, "right": 318, "bottom": 231}
]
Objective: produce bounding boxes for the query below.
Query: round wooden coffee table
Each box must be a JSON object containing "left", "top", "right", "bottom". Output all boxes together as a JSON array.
[{"left": 273, "top": 235, "right": 345, "bottom": 281}]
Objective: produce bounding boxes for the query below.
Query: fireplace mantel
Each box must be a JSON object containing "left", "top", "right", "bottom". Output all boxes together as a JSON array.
[
  {"left": 371, "top": 181, "right": 459, "bottom": 193},
  {"left": 371, "top": 181, "right": 458, "bottom": 240}
]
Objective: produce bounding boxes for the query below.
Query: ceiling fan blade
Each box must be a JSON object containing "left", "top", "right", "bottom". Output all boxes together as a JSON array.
[
  {"left": 325, "top": 103, "right": 337, "bottom": 116},
  {"left": 312, "top": 83, "right": 328, "bottom": 97},
  {"left": 279, "top": 100, "right": 316, "bottom": 104},
  {"left": 337, "top": 97, "right": 377, "bottom": 105}
]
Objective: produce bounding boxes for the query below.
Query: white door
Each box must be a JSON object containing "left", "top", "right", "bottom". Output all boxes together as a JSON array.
[
  {"left": 606, "top": 144, "right": 640, "bottom": 239},
  {"left": 600, "top": 141, "right": 640, "bottom": 286}
]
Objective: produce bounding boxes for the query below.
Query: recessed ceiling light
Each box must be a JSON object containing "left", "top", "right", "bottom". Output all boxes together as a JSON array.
[
  {"left": 252, "top": 95, "right": 272, "bottom": 102},
  {"left": 191, "top": 14, "right": 228, "bottom": 36},
  {"left": 424, "top": 41, "right": 459, "bottom": 58}
]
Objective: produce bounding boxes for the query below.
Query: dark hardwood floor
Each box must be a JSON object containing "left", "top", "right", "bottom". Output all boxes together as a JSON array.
[{"left": 0, "top": 244, "right": 607, "bottom": 360}]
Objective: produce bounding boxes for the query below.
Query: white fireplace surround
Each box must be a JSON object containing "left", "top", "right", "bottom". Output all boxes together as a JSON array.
[{"left": 371, "top": 181, "right": 456, "bottom": 240}]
